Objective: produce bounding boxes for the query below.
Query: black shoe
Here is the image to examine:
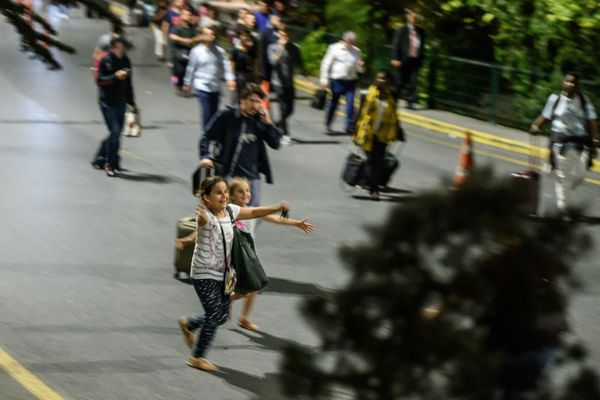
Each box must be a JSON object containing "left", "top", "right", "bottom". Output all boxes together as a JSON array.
[
  {"left": 91, "top": 160, "right": 104, "bottom": 170},
  {"left": 104, "top": 166, "right": 117, "bottom": 177}
]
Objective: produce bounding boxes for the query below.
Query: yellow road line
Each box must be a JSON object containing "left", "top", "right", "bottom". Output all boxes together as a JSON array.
[
  {"left": 120, "top": 149, "right": 143, "bottom": 160},
  {"left": 0, "top": 347, "right": 64, "bottom": 400},
  {"left": 407, "top": 131, "right": 600, "bottom": 186},
  {"left": 294, "top": 77, "right": 600, "bottom": 173}
]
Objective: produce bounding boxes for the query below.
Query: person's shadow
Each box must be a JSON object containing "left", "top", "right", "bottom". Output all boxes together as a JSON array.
[
  {"left": 216, "top": 329, "right": 312, "bottom": 399},
  {"left": 214, "top": 367, "right": 289, "bottom": 400},
  {"left": 351, "top": 193, "right": 414, "bottom": 203},
  {"left": 229, "top": 327, "right": 307, "bottom": 352},
  {"left": 117, "top": 171, "right": 179, "bottom": 184},
  {"left": 261, "top": 277, "right": 331, "bottom": 297}
]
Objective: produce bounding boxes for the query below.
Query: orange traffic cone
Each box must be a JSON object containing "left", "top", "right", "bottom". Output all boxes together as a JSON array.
[{"left": 453, "top": 131, "right": 474, "bottom": 187}]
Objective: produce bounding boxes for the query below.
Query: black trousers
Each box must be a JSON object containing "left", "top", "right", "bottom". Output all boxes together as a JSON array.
[
  {"left": 394, "top": 57, "right": 421, "bottom": 104},
  {"left": 274, "top": 85, "right": 295, "bottom": 136},
  {"left": 367, "top": 140, "right": 386, "bottom": 194},
  {"left": 172, "top": 55, "right": 189, "bottom": 89}
]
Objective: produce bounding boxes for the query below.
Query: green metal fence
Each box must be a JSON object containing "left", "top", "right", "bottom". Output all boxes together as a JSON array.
[{"left": 425, "top": 53, "right": 600, "bottom": 130}]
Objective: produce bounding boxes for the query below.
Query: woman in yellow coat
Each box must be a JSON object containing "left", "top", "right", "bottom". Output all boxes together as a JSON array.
[{"left": 353, "top": 69, "right": 399, "bottom": 200}]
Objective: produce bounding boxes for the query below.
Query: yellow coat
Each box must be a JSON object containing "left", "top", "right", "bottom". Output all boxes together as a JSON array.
[{"left": 353, "top": 86, "right": 398, "bottom": 152}]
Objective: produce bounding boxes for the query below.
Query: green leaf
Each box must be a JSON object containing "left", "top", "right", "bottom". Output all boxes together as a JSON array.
[{"left": 482, "top": 12, "right": 495, "bottom": 24}]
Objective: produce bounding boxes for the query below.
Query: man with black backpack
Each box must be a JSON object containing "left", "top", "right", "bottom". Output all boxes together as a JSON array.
[
  {"left": 529, "top": 71, "right": 598, "bottom": 211},
  {"left": 198, "top": 83, "right": 281, "bottom": 206}
]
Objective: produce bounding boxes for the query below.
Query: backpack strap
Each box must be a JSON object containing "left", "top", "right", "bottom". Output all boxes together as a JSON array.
[
  {"left": 578, "top": 92, "right": 594, "bottom": 149},
  {"left": 550, "top": 92, "right": 561, "bottom": 121}
]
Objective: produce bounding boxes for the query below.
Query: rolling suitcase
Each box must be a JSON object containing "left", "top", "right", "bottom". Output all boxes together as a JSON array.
[
  {"left": 341, "top": 152, "right": 367, "bottom": 187},
  {"left": 379, "top": 151, "right": 400, "bottom": 187},
  {"left": 510, "top": 136, "right": 541, "bottom": 215},
  {"left": 174, "top": 217, "right": 196, "bottom": 281}
]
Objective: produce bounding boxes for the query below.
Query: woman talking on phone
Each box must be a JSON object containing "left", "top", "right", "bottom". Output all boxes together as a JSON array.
[{"left": 198, "top": 83, "right": 282, "bottom": 206}]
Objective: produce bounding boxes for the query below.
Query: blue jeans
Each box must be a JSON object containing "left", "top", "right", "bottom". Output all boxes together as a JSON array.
[
  {"left": 187, "top": 279, "right": 230, "bottom": 358},
  {"left": 249, "top": 179, "right": 261, "bottom": 207},
  {"left": 197, "top": 90, "right": 220, "bottom": 132},
  {"left": 325, "top": 79, "right": 357, "bottom": 131},
  {"left": 98, "top": 101, "right": 126, "bottom": 168}
]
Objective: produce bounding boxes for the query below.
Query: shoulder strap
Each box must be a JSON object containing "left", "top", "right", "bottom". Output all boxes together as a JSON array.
[
  {"left": 217, "top": 212, "right": 228, "bottom": 268},
  {"left": 578, "top": 92, "right": 588, "bottom": 119},
  {"left": 578, "top": 92, "right": 593, "bottom": 145},
  {"left": 550, "top": 93, "right": 561, "bottom": 120},
  {"left": 227, "top": 121, "right": 247, "bottom": 179},
  {"left": 226, "top": 205, "right": 235, "bottom": 223}
]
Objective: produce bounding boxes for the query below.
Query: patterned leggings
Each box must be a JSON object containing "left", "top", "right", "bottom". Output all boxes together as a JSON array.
[{"left": 187, "top": 279, "right": 230, "bottom": 358}]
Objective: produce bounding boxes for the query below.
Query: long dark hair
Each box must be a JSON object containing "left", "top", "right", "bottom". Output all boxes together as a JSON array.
[{"left": 200, "top": 176, "right": 228, "bottom": 200}]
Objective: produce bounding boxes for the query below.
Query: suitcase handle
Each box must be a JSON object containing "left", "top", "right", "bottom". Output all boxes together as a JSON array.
[{"left": 192, "top": 166, "right": 215, "bottom": 197}]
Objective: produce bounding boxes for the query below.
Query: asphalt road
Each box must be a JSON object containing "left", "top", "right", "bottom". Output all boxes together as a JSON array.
[{"left": 1, "top": 13, "right": 599, "bottom": 400}]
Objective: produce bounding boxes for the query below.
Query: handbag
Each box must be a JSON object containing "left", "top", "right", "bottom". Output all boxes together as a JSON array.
[
  {"left": 226, "top": 206, "right": 268, "bottom": 294},
  {"left": 122, "top": 105, "right": 141, "bottom": 137},
  {"left": 310, "top": 89, "right": 327, "bottom": 110},
  {"left": 218, "top": 213, "right": 237, "bottom": 295}
]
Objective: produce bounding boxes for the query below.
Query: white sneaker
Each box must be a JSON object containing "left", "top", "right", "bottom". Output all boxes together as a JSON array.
[{"left": 280, "top": 135, "right": 292, "bottom": 146}]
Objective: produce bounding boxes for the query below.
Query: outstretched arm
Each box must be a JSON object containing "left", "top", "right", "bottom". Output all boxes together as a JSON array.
[
  {"left": 237, "top": 203, "right": 288, "bottom": 220},
  {"left": 263, "top": 215, "right": 315, "bottom": 233}
]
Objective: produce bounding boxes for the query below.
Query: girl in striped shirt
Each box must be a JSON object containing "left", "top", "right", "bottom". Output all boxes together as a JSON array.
[{"left": 178, "top": 176, "right": 288, "bottom": 372}]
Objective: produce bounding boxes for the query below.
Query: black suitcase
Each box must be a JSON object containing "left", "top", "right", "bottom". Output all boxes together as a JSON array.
[
  {"left": 378, "top": 151, "right": 400, "bottom": 187},
  {"left": 310, "top": 89, "right": 327, "bottom": 110},
  {"left": 341, "top": 153, "right": 367, "bottom": 186},
  {"left": 174, "top": 217, "right": 196, "bottom": 280},
  {"left": 341, "top": 151, "right": 400, "bottom": 188},
  {"left": 510, "top": 136, "right": 541, "bottom": 215},
  {"left": 510, "top": 170, "right": 540, "bottom": 215}
]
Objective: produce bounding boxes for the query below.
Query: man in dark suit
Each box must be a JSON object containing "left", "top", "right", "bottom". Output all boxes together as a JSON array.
[{"left": 391, "top": 9, "right": 425, "bottom": 109}]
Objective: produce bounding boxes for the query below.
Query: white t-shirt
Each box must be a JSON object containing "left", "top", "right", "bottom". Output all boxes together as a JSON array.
[
  {"left": 190, "top": 204, "right": 241, "bottom": 280},
  {"left": 320, "top": 42, "right": 362, "bottom": 85},
  {"left": 542, "top": 93, "right": 597, "bottom": 137}
]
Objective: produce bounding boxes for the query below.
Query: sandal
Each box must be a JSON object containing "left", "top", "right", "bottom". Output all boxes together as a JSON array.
[{"left": 238, "top": 318, "right": 260, "bottom": 332}]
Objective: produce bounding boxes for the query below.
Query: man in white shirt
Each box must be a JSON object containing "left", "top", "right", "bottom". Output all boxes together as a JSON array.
[
  {"left": 320, "top": 31, "right": 364, "bottom": 134},
  {"left": 183, "top": 26, "right": 236, "bottom": 131},
  {"left": 530, "top": 71, "right": 598, "bottom": 211}
]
